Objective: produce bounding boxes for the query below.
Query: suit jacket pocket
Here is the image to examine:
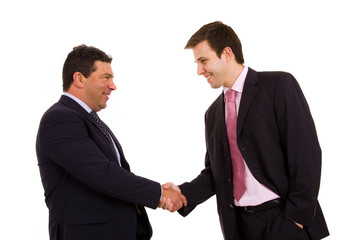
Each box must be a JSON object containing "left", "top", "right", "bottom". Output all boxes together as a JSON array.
[{"left": 66, "top": 209, "right": 109, "bottom": 226}]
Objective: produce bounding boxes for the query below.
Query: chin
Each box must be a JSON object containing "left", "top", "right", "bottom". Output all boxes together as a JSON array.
[
  {"left": 210, "top": 83, "right": 221, "bottom": 89},
  {"left": 97, "top": 103, "right": 107, "bottom": 110}
]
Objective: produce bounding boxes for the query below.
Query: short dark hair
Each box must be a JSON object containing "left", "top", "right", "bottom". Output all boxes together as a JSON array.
[
  {"left": 185, "top": 21, "right": 244, "bottom": 64},
  {"left": 62, "top": 44, "right": 112, "bottom": 91}
]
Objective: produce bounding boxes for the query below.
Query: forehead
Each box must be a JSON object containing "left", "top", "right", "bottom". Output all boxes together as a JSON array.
[
  {"left": 93, "top": 61, "right": 114, "bottom": 75},
  {"left": 193, "top": 40, "right": 217, "bottom": 61}
]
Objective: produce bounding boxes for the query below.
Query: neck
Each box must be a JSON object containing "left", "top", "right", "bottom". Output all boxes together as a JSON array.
[
  {"left": 67, "top": 88, "right": 91, "bottom": 110},
  {"left": 224, "top": 64, "right": 244, "bottom": 88},
  {"left": 67, "top": 88, "right": 81, "bottom": 100}
]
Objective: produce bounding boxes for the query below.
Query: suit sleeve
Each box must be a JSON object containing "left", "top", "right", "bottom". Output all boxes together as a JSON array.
[
  {"left": 37, "top": 108, "right": 161, "bottom": 209},
  {"left": 178, "top": 152, "right": 215, "bottom": 216},
  {"left": 274, "top": 73, "right": 321, "bottom": 226},
  {"left": 178, "top": 111, "right": 216, "bottom": 216}
]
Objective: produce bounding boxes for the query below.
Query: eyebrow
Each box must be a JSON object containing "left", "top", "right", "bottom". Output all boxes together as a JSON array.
[
  {"left": 102, "top": 73, "right": 114, "bottom": 78},
  {"left": 195, "top": 57, "right": 207, "bottom": 63}
]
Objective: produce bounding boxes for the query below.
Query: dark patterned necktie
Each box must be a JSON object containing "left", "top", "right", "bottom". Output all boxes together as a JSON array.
[{"left": 90, "top": 110, "right": 116, "bottom": 155}]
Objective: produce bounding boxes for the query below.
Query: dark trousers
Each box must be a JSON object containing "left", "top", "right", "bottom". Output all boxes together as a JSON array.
[{"left": 235, "top": 205, "right": 311, "bottom": 240}]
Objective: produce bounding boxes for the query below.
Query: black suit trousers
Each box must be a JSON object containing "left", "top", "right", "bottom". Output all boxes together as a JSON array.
[{"left": 235, "top": 205, "right": 311, "bottom": 240}]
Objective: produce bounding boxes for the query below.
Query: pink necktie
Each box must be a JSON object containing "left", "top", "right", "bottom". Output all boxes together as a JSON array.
[{"left": 225, "top": 90, "right": 246, "bottom": 200}]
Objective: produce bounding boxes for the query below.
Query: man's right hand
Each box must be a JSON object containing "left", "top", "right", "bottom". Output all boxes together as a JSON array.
[{"left": 159, "top": 182, "right": 187, "bottom": 212}]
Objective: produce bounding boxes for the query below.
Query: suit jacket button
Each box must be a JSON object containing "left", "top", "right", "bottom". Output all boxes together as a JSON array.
[
  {"left": 227, "top": 178, "right": 231, "bottom": 183},
  {"left": 229, "top": 204, "right": 233, "bottom": 209}
]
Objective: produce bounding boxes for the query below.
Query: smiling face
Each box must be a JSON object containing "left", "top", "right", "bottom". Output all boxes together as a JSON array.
[
  {"left": 193, "top": 40, "right": 229, "bottom": 89},
  {"left": 82, "top": 61, "right": 116, "bottom": 112}
]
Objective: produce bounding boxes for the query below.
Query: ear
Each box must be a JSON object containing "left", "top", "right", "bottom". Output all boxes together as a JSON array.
[
  {"left": 73, "top": 72, "right": 85, "bottom": 88},
  {"left": 222, "top": 47, "right": 233, "bottom": 63}
]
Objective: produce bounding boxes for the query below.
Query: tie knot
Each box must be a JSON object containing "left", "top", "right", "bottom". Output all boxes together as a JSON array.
[{"left": 225, "top": 90, "right": 236, "bottom": 103}]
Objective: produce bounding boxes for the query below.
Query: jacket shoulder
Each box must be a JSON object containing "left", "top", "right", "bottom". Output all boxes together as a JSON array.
[
  {"left": 39, "top": 101, "right": 85, "bottom": 127},
  {"left": 256, "top": 71, "right": 296, "bottom": 84},
  {"left": 252, "top": 70, "right": 300, "bottom": 94}
]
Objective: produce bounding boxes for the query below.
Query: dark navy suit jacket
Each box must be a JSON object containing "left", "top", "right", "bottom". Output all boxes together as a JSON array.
[{"left": 36, "top": 95, "right": 161, "bottom": 240}]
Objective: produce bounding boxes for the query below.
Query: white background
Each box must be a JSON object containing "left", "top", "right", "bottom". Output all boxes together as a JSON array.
[{"left": 1, "top": 0, "right": 359, "bottom": 239}]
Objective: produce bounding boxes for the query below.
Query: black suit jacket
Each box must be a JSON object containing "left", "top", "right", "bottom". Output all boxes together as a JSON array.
[
  {"left": 179, "top": 68, "right": 329, "bottom": 240},
  {"left": 36, "top": 95, "right": 161, "bottom": 240}
]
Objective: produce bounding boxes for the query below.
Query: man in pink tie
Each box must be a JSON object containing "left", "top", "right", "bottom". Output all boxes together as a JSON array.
[{"left": 164, "top": 21, "right": 329, "bottom": 240}]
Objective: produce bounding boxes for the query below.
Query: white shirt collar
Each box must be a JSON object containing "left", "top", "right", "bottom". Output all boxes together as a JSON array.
[{"left": 63, "top": 92, "right": 92, "bottom": 113}]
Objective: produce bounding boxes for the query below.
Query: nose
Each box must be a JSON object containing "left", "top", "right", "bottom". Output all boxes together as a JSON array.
[
  {"left": 197, "top": 64, "right": 205, "bottom": 76},
  {"left": 109, "top": 78, "right": 116, "bottom": 91}
]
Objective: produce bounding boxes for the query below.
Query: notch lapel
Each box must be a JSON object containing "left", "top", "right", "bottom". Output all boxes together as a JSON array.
[
  {"left": 237, "top": 68, "right": 259, "bottom": 136},
  {"left": 108, "top": 129, "right": 130, "bottom": 170},
  {"left": 214, "top": 93, "right": 229, "bottom": 151},
  {"left": 211, "top": 93, "right": 233, "bottom": 177}
]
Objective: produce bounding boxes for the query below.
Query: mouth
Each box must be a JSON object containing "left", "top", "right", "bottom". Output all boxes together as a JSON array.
[
  {"left": 204, "top": 74, "right": 212, "bottom": 82},
  {"left": 103, "top": 92, "right": 111, "bottom": 100}
]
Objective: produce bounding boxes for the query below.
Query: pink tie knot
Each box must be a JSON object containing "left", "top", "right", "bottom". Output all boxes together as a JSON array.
[{"left": 225, "top": 89, "right": 236, "bottom": 103}]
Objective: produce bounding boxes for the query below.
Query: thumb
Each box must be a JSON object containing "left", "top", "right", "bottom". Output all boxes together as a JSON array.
[{"left": 162, "top": 182, "right": 172, "bottom": 189}]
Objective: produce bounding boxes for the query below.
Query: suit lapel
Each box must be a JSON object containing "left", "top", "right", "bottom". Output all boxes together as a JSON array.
[
  {"left": 209, "top": 93, "right": 233, "bottom": 178},
  {"left": 59, "top": 95, "right": 127, "bottom": 167},
  {"left": 214, "top": 93, "right": 229, "bottom": 150},
  {"left": 86, "top": 115, "right": 130, "bottom": 168},
  {"left": 237, "top": 68, "right": 259, "bottom": 136},
  {"left": 86, "top": 115, "right": 118, "bottom": 156},
  {"left": 108, "top": 129, "right": 130, "bottom": 170}
]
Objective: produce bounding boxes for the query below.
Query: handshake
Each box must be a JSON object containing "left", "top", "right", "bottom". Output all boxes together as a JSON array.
[{"left": 158, "top": 182, "right": 187, "bottom": 212}]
